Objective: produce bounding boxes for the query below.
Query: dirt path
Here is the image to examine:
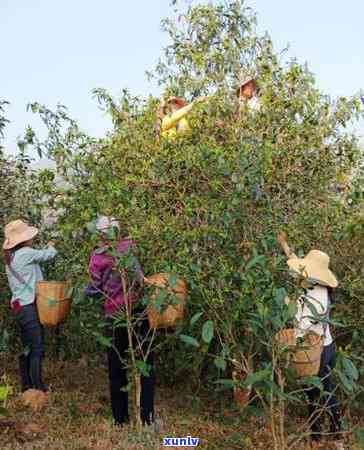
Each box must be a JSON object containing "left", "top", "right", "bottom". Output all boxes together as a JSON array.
[{"left": 0, "top": 358, "right": 360, "bottom": 449}]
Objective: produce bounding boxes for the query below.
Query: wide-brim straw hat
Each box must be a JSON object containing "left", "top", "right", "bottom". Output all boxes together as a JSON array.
[
  {"left": 287, "top": 250, "right": 338, "bottom": 288},
  {"left": 236, "top": 76, "right": 257, "bottom": 96},
  {"left": 3, "top": 220, "right": 39, "bottom": 250},
  {"left": 166, "top": 96, "right": 187, "bottom": 108}
]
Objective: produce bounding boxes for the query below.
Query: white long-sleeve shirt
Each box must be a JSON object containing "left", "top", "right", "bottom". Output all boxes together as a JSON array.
[
  {"left": 247, "top": 96, "right": 260, "bottom": 111},
  {"left": 294, "top": 285, "right": 332, "bottom": 346}
]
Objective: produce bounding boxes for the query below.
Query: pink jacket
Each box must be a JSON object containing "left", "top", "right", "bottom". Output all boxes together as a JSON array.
[{"left": 85, "top": 239, "right": 144, "bottom": 316}]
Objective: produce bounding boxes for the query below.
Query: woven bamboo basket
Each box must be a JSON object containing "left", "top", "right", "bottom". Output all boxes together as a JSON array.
[
  {"left": 146, "top": 273, "right": 187, "bottom": 329},
  {"left": 36, "top": 281, "right": 72, "bottom": 326},
  {"left": 275, "top": 329, "right": 323, "bottom": 377}
]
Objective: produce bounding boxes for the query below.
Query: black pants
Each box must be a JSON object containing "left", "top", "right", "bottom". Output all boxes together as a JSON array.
[
  {"left": 306, "top": 342, "right": 341, "bottom": 441},
  {"left": 15, "top": 303, "right": 47, "bottom": 392},
  {"left": 107, "top": 312, "right": 155, "bottom": 426}
]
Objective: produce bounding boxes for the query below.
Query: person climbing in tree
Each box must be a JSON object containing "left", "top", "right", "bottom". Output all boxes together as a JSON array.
[
  {"left": 214, "top": 74, "right": 260, "bottom": 133},
  {"left": 156, "top": 95, "right": 208, "bottom": 140},
  {"left": 236, "top": 75, "right": 260, "bottom": 110},
  {"left": 85, "top": 216, "right": 156, "bottom": 429},
  {"left": 2, "top": 220, "right": 57, "bottom": 393},
  {"left": 277, "top": 232, "right": 344, "bottom": 450}
]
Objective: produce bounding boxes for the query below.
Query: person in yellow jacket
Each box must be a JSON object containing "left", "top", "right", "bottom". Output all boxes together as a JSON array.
[{"left": 156, "top": 96, "right": 207, "bottom": 140}]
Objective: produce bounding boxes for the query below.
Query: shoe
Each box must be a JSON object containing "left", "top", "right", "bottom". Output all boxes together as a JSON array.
[
  {"left": 21, "top": 384, "right": 33, "bottom": 393},
  {"left": 39, "top": 383, "right": 49, "bottom": 393},
  {"left": 142, "top": 423, "right": 154, "bottom": 433},
  {"left": 113, "top": 417, "right": 129, "bottom": 427},
  {"left": 153, "top": 418, "right": 164, "bottom": 433},
  {"left": 142, "top": 418, "right": 163, "bottom": 434}
]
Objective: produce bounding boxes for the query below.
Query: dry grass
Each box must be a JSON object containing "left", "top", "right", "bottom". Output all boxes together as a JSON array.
[{"left": 0, "top": 357, "right": 361, "bottom": 449}]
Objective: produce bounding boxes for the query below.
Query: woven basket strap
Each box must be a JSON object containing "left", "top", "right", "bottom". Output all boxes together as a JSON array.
[
  {"left": 304, "top": 292, "right": 330, "bottom": 338},
  {"left": 46, "top": 298, "right": 70, "bottom": 307},
  {"left": 7, "top": 263, "right": 33, "bottom": 294}
]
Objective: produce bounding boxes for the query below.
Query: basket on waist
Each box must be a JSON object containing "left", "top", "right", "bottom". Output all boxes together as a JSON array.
[
  {"left": 275, "top": 328, "right": 323, "bottom": 377},
  {"left": 145, "top": 273, "right": 187, "bottom": 329},
  {"left": 36, "top": 281, "right": 72, "bottom": 326}
]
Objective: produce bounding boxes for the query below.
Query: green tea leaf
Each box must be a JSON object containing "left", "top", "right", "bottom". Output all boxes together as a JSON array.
[
  {"left": 190, "top": 311, "right": 204, "bottom": 326},
  {"left": 168, "top": 273, "right": 178, "bottom": 289},
  {"left": 0, "top": 406, "right": 9, "bottom": 417},
  {"left": 179, "top": 334, "right": 199, "bottom": 348},
  {"left": 245, "top": 255, "right": 265, "bottom": 271},
  {"left": 287, "top": 300, "right": 297, "bottom": 319},
  {"left": 214, "top": 379, "right": 235, "bottom": 388},
  {"left": 136, "top": 360, "right": 151, "bottom": 377},
  {"left": 214, "top": 356, "right": 226, "bottom": 371},
  {"left": 202, "top": 320, "right": 214, "bottom": 344},
  {"left": 244, "top": 369, "right": 271, "bottom": 387},
  {"left": 96, "top": 335, "right": 112, "bottom": 348},
  {"left": 336, "top": 368, "right": 354, "bottom": 393},
  {"left": 354, "top": 427, "right": 364, "bottom": 449},
  {"left": 301, "top": 376, "right": 322, "bottom": 390},
  {"left": 342, "top": 357, "right": 359, "bottom": 381}
]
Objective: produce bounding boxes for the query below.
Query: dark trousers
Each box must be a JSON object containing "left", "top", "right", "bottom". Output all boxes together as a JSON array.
[
  {"left": 306, "top": 342, "right": 341, "bottom": 441},
  {"left": 15, "top": 303, "right": 47, "bottom": 392},
  {"left": 107, "top": 313, "right": 155, "bottom": 426}
]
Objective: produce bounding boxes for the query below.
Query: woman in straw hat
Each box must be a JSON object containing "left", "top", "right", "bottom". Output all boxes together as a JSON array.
[
  {"left": 85, "top": 216, "right": 157, "bottom": 429},
  {"left": 156, "top": 95, "right": 208, "bottom": 140},
  {"left": 2, "top": 220, "right": 58, "bottom": 393},
  {"left": 236, "top": 75, "right": 260, "bottom": 115},
  {"left": 277, "top": 233, "right": 343, "bottom": 449}
]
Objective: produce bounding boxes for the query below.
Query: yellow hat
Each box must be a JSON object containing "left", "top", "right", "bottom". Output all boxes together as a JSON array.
[
  {"left": 287, "top": 250, "right": 338, "bottom": 288},
  {"left": 3, "top": 220, "right": 38, "bottom": 250}
]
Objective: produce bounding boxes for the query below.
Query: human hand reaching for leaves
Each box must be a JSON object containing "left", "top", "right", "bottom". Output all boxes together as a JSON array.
[
  {"left": 277, "top": 232, "right": 297, "bottom": 259},
  {"left": 194, "top": 96, "right": 208, "bottom": 104},
  {"left": 277, "top": 232, "right": 287, "bottom": 245}
]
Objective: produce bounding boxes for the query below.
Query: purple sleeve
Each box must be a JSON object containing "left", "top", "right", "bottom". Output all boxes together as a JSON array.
[{"left": 85, "top": 253, "right": 113, "bottom": 297}]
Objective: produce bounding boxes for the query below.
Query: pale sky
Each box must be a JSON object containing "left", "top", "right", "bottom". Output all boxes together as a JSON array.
[{"left": 1, "top": 0, "right": 363, "bottom": 155}]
